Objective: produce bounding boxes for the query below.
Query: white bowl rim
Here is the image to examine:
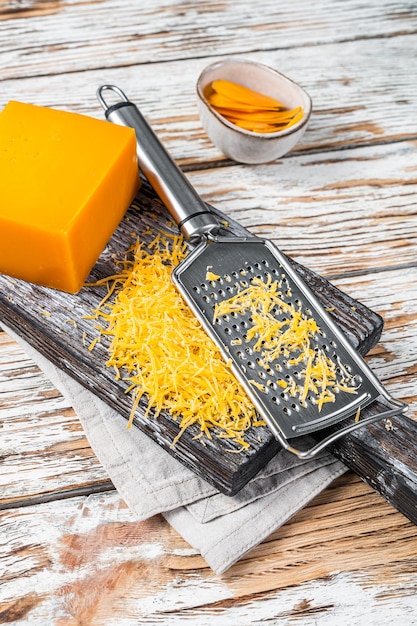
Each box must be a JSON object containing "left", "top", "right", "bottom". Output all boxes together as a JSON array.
[{"left": 196, "top": 58, "right": 312, "bottom": 140}]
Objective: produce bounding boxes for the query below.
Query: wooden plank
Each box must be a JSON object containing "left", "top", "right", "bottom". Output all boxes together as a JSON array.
[
  {"left": 332, "top": 269, "right": 417, "bottom": 403},
  {"left": 1, "top": 475, "right": 417, "bottom": 624},
  {"left": 0, "top": 138, "right": 414, "bottom": 507},
  {"left": 321, "top": 268, "right": 417, "bottom": 520},
  {"left": 0, "top": 181, "right": 383, "bottom": 496},
  {"left": 0, "top": 35, "right": 416, "bottom": 166},
  {"left": 0, "top": 333, "right": 111, "bottom": 508},
  {"left": 0, "top": 0, "right": 415, "bottom": 621},
  {"left": 1, "top": 0, "right": 416, "bottom": 80},
  {"left": 0, "top": 264, "right": 414, "bottom": 508},
  {"left": 185, "top": 140, "right": 417, "bottom": 277}
]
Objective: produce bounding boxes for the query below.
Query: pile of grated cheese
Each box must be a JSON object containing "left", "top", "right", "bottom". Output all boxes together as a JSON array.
[
  {"left": 213, "top": 274, "right": 357, "bottom": 410},
  {"left": 87, "top": 233, "right": 260, "bottom": 449},
  {"left": 87, "top": 233, "right": 357, "bottom": 448}
]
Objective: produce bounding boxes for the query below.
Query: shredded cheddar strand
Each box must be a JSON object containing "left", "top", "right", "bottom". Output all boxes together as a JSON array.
[{"left": 211, "top": 79, "right": 287, "bottom": 110}]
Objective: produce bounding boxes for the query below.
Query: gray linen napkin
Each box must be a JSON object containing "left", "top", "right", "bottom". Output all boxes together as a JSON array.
[{"left": 6, "top": 326, "right": 346, "bottom": 574}]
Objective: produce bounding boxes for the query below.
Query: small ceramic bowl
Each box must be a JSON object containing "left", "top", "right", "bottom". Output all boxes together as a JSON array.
[{"left": 196, "top": 59, "right": 312, "bottom": 164}]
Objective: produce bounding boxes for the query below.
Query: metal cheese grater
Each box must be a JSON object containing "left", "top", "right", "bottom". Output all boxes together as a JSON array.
[{"left": 97, "top": 84, "right": 407, "bottom": 459}]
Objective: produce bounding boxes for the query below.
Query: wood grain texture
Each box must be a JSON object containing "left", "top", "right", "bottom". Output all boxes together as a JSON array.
[
  {"left": 185, "top": 140, "right": 417, "bottom": 277},
  {"left": 0, "top": 332, "right": 112, "bottom": 508},
  {"left": 0, "top": 35, "right": 416, "bottom": 168},
  {"left": 1, "top": 264, "right": 414, "bottom": 508},
  {"left": 0, "top": 0, "right": 416, "bottom": 621},
  {"left": 1, "top": 0, "right": 416, "bottom": 79},
  {"left": 1, "top": 476, "right": 417, "bottom": 625},
  {"left": 0, "top": 181, "right": 384, "bottom": 496}
]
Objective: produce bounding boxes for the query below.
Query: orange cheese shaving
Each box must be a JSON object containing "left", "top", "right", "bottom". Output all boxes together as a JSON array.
[
  {"left": 87, "top": 234, "right": 259, "bottom": 448},
  {"left": 205, "top": 79, "right": 304, "bottom": 134}
]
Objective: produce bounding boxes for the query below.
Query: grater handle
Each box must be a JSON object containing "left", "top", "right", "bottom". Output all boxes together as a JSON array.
[
  {"left": 97, "top": 84, "right": 221, "bottom": 240},
  {"left": 280, "top": 396, "right": 407, "bottom": 459}
]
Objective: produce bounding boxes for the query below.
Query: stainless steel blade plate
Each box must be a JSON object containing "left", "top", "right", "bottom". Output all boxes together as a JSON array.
[{"left": 172, "top": 235, "right": 399, "bottom": 453}]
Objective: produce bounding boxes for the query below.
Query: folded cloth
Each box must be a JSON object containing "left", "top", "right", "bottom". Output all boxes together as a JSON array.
[{"left": 6, "top": 326, "right": 346, "bottom": 574}]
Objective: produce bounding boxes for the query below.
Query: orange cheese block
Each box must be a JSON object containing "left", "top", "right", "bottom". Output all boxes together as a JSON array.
[{"left": 0, "top": 100, "right": 140, "bottom": 293}]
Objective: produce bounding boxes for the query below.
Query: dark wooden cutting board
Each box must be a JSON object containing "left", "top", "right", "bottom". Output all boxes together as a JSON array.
[{"left": 1, "top": 181, "right": 416, "bottom": 522}]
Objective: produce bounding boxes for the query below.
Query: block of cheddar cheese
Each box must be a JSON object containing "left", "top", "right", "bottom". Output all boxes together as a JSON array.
[{"left": 0, "top": 100, "right": 140, "bottom": 293}]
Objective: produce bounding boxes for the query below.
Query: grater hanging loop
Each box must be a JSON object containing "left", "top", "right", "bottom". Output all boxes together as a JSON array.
[{"left": 96, "top": 84, "right": 130, "bottom": 110}]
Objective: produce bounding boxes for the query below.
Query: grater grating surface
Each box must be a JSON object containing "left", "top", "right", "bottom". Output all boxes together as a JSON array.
[
  {"left": 172, "top": 236, "right": 393, "bottom": 453},
  {"left": 98, "top": 85, "right": 407, "bottom": 459}
]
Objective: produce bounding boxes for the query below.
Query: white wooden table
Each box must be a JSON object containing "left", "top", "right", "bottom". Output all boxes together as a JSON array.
[{"left": 1, "top": 1, "right": 417, "bottom": 623}]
